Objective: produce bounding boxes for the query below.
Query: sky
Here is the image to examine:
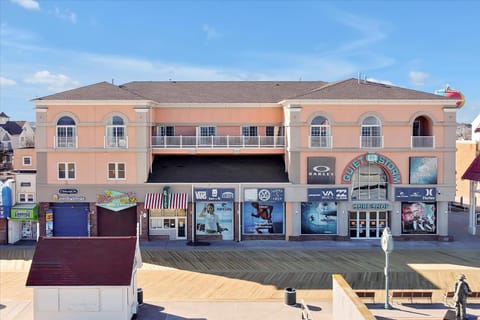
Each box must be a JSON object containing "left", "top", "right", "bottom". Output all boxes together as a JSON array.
[{"left": 1, "top": 0, "right": 479, "bottom": 123}]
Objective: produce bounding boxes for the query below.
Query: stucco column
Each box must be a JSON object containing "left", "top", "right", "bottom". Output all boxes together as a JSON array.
[{"left": 283, "top": 104, "right": 302, "bottom": 184}]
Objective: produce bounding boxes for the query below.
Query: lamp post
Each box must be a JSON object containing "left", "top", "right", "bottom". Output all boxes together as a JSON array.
[{"left": 381, "top": 227, "right": 394, "bottom": 309}]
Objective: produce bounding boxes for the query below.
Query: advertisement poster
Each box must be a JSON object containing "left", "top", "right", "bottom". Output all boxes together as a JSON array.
[
  {"left": 195, "top": 202, "right": 233, "bottom": 240},
  {"left": 301, "top": 202, "right": 338, "bottom": 234},
  {"left": 409, "top": 157, "right": 438, "bottom": 184},
  {"left": 242, "top": 201, "right": 284, "bottom": 234},
  {"left": 401, "top": 202, "right": 436, "bottom": 234},
  {"left": 307, "top": 157, "right": 335, "bottom": 184},
  {"left": 45, "top": 210, "right": 53, "bottom": 237}
]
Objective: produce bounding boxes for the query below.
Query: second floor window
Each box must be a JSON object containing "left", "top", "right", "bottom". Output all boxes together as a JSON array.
[
  {"left": 106, "top": 116, "right": 126, "bottom": 147},
  {"left": 361, "top": 116, "right": 382, "bottom": 148},
  {"left": 310, "top": 116, "right": 331, "bottom": 148},
  {"left": 351, "top": 164, "right": 388, "bottom": 200},
  {"left": 108, "top": 162, "right": 126, "bottom": 179},
  {"left": 58, "top": 162, "right": 75, "bottom": 180},
  {"left": 158, "top": 126, "right": 175, "bottom": 136},
  {"left": 22, "top": 156, "right": 32, "bottom": 166},
  {"left": 199, "top": 126, "right": 216, "bottom": 136},
  {"left": 19, "top": 193, "right": 35, "bottom": 203},
  {"left": 242, "top": 126, "right": 258, "bottom": 136},
  {"left": 57, "top": 116, "right": 76, "bottom": 148}
]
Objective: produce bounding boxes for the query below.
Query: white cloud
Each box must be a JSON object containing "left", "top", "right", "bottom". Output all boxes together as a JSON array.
[
  {"left": 0, "top": 77, "right": 17, "bottom": 86},
  {"left": 202, "top": 24, "right": 220, "bottom": 41},
  {"left": 409, "top": 71, "right": 429, "bottom": 86},
  {"left": 52, "top": 7, "right": 77, "bottom": 24},
  {"left": 9, "top": 0, "right": 39, "bottom": 10},
  {"left": 24, "top": 70, "right": 79, "bottom": 91}
]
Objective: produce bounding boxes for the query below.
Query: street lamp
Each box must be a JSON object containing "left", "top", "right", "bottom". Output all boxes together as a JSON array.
[{"left": 381, "top": 227, "right": 394, "bottom": 309}]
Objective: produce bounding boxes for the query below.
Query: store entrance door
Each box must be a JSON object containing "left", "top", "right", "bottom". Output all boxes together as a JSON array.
[{"left": 349, "top": 211, "right": 388, "bottom": 239}]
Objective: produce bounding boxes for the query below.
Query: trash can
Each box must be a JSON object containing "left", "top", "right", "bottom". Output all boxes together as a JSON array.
[
  {"left": 137, "top": 288, "right": 143, "bottom": 305},
  {"left": 284, "top": 287, "right": 296, "bottom": 305}
]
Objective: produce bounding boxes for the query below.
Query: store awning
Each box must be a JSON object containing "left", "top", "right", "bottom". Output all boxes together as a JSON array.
[
  {"left": 462, "top": 154, "right": 480, "bottom": 182},
  {"left": 10, "top": 204, "right": 39, "bottom": 220},
  {"left": 144, "top": 193, "right": 188, "bottom": 209}
]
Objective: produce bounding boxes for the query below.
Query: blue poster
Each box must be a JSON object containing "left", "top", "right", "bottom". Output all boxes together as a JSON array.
[
  {"left": 301, "top": 202, "right": 338, "bottom": 234},
  {"left": 409, "top": 157, "right": 438, "bottom": 184},
  {"left": 242, "top": 202, "right": 284, "bottom": 234},
  {"left": 196, "top": 202, "right": 233, "bottom": 240}
]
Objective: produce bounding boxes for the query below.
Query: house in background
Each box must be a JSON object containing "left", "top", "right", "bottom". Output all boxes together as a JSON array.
[
  {"left": 26, "top": 236, "right": 142, "bottom": 320},
  {"left": 7, "top": 147, "right": 38, "bottom": 243},
  {"left": 0, "top": 112, "right": 35, "bottom": 172}
]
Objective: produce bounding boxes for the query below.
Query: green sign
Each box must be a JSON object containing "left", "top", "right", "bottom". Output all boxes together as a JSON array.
[{"left": 10, "top": 204, "right": 39, "bottom": 220}]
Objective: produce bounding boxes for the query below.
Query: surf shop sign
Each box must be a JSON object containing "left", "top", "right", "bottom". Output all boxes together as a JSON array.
[{"left": 342, "top": 153, "right": 401, "bottom": 184}]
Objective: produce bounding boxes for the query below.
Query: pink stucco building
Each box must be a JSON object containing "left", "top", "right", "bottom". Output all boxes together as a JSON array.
[{"left": 31, "top": 77, "right": 462, "bottom": 242}]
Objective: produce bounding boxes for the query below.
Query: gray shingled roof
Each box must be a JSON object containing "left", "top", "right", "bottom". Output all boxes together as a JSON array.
[
  {"left": 33, "top": 78, "right": 456, "bottom": 104},
  {"left": 34, "top": 81, "right": 146, "bottom": 101},
  {"left": 290, "top": 78, "right": 452, "bottom": 101},
  {"left": 121, "top": 81, "right": 327, "bottom": 103}
]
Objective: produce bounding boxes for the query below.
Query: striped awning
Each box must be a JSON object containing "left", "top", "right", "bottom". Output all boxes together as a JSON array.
[{"left": 144, "top": 193, "right": 188, "bottom": 209}]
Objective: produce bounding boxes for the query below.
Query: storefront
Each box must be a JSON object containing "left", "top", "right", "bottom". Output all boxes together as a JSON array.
[
  {"left": 145, "top": 189, "right": 188, "bottom": 240},
  {"left": 50, "top": 202, "right": 89, "bottom": 236},
  {"left": 96, "top": 190, "right": 137, "bottom": 236},
  {"left": 8, "top": 203, "right": 39, "bottom": 243},
  {"left": 242, "top": 187, "right": 285, "bottom": 239},
  {"left": 396, "top": 187, "right": 437, "bottom": 235},
  {"left": 348, "top": 203, "right": 389, "bottom": 239},
  {"left": 302, "top": 187, "right": 348, "bottom": 236},
  {"left": 193, "top": 187, "right": 235, "bottom": 240}
]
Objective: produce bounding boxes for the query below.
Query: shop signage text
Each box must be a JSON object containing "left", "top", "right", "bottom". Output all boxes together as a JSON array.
[
  {"left": 395, "top": 187, "right": 437, "bottom": 201},
  {"left": 194, "top": 188, "right": 235, "bottom": 201},
  {"left": 59, "top": 188, "right": 79, "bottom": 194},
  {"left": 244, "top": 188, "right": 284, "bottom": 202},
  {"left": 352, "top": 202, "right": 391, "bottom": 210},
  {"left": 342, "top": 153, "right": 401, "bottom": 184},
  {"left": 308, "top": 187, "right": 349, "bottom": 201}
]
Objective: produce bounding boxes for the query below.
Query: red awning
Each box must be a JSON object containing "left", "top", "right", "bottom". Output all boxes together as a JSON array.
[
  {"left": 462, "top": 154, "right": 480, "bottom": 181},
  {"left": 144, "top": 193, "right": 188, "bottom": 209}
]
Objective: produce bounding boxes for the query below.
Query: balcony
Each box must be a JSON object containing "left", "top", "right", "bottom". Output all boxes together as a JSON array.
[
  {"left": 151, "top": 135, "right": 285, "bottom": 149},
  {"left": 360, "top": 136, "right": 383, "bottom": 149},
  {"left": 309, "top": 136, "right": 332, "bottom": 148},
  {"left": 411, "top": 136, "right": 435, "bottom": 149},
  {"left": 55, "top": 136, "right": 77, "bottom": 149}
]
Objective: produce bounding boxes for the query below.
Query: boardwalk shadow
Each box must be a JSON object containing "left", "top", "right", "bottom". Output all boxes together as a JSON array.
[{"left": 137, "top": 303, "right": 206, "bottom": 320}]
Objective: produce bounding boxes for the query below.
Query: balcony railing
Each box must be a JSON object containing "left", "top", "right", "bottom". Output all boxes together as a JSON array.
[
  {"left": 152, "top": 135, "right": 285, "bottom": 149},
  {"left": 411, "top": 136, "right": 435, "bottom": 148},
  {"left": 309, "top": 136, "right": 332, "bottom": 148},
  {"left": 54, "top": 136, "right": 77, "bottom": 149},
  {"left": 360, "top": 136, "right": 383, "bottom": 148},
  {"left": 105, "top": 136, "right": 128, "bottom": 148}
]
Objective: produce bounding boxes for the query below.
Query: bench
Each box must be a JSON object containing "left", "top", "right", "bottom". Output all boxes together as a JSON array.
[
  {"left": 300, "top": 299, "right": 314, "bottom": 320},
  {"left": 355, "top": 291, "right": 376, "bottom": 303},
  {"left": 444, "top": 291, "right": 480, "bottom": 305},
  {"left": 391, "top": 291, "right": 433, "bottom": 304}
]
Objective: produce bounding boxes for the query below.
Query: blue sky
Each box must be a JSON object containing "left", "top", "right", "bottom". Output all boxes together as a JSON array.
[{"left": 1, "top": 0, "right": 479, "bottom": 123}]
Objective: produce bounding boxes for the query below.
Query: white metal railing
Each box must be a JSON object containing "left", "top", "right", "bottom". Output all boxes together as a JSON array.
[
  {"left": 54, "top": 136, "right": 77, "bottom": 148},
  {"left": 309, "top": 136, "right": 333, "bottom": 148},
  {"left": 411, "top": 136, "right": 435, "bottom": 148},
  {"left": 105, "top": 136, "right": 128, "bottom": 148},
  {"left": 151, "top": 135, "right": 285, "bottom": 149},
  {"left": 360, "top": 136, "right": 383, "bottom": 148}
]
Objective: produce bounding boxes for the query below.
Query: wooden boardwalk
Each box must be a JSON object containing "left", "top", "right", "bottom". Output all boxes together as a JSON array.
[{"left": 2, "top": 246, "right": 479, "bottom": 304}]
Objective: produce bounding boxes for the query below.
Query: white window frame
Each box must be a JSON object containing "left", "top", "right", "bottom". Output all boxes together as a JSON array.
[
  {"left": 18, "top": 192, "right": 35, "bottom": 203},
  {"left": 57, "top": 162, "right": 76, "bottom": 180},
  {"left": 108, "top": 162, "right": 126, "bottom": 180},
  {"left": 22, "top": 156, "right": 32, "bottom": 166}
]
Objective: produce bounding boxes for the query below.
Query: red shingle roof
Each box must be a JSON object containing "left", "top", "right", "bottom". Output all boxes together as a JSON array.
[
  {"left": 462, "top": 154, "right": 480, "bottom": 182},
  {"left": 26, "top": 237, "right": 138, "bottom": 287}
]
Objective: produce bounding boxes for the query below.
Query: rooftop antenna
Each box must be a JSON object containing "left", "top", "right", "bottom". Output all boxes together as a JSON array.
[
  {"left": 111, "top": 78, "right": 114, "bottom": 85},
  {"left": 364, "top": 74, "right": 367, "bottom": 83},
  {"left": 358, "top": 72, "right": 361, "bottom": 84}
]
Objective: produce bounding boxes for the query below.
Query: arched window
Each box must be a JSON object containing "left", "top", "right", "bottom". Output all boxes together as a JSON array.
[
  {"left": 361, "top": 116, "right": 382, "bottom": 148},
  {"left": 351, "top": 164, "right": 388, "bottom": 200},
  {"left": 412, "top": 116, "right": 434, "bottom": 148},
  {"left": 56, "top": 116, "right": 76, "bottom": 148},
  {"left": 106, "top": 115, "right": 127, "bottom": 148},
  {"left": 310, "top": 116, "right": 331, "bottom": 148}
]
